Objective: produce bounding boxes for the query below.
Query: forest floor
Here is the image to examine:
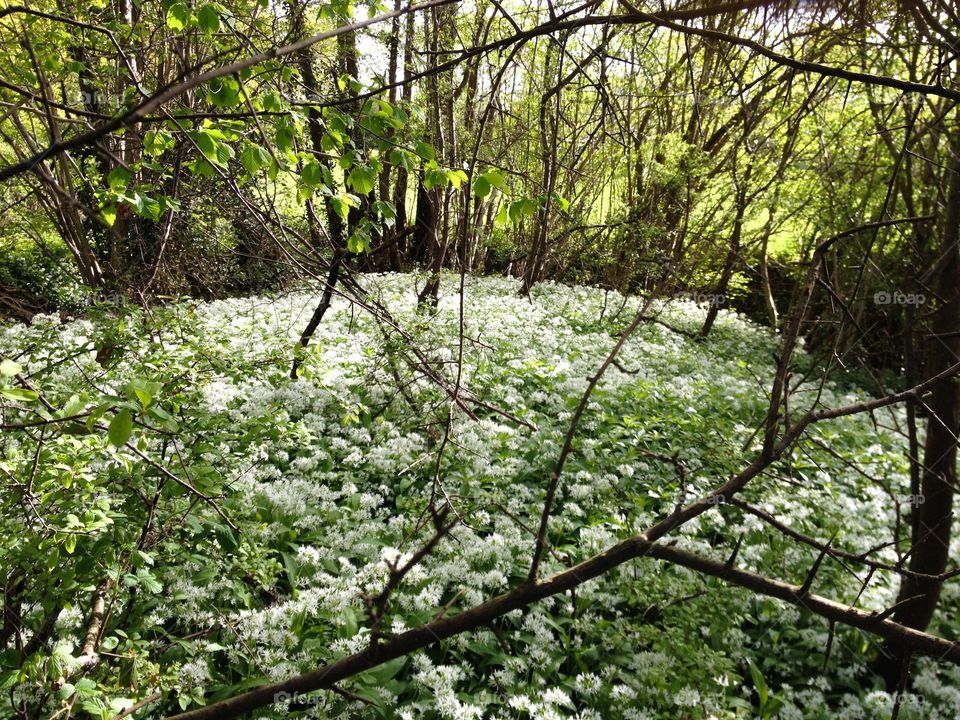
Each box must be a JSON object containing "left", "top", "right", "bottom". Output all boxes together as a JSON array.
[{"left": 2, "top": 273, "right": 958, "bottom": 719}]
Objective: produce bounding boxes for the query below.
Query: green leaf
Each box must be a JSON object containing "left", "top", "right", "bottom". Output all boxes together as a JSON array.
[
  {"left": 147, "top": 406, "right": 179, "bottom": 432},
  {"left": 329, "top": 196, "right": 350, "bottom": 221},
  {"left": 346, "top": 165, "right": 376, "bottom": 195},
  {"left": 0, "top": 359, "right": 21, "bottom": 376},
  {"left": 213, "top": 523, "right": 238, "bottom": 552},
  {"left": 144, "top": 130, "right": 174, "bottom": 157},
  {"left": 130, "top": 193, "right": 162, "bottom": 221},
  {"left": 472, "top": 175, "right": 490, "bottom": 198},
  {"left": 192, "top": 131, "right": 219, "bottom": 163},
  {"left": 108, "top": 409, "right": 133, "bottom": 447},
  {"left": 390, "top": 148, "right": 415, "bottom": 173},
  {"left": 301, "top": 161, "right": 325, "bottom": 188},
  {"left": 126, "top": 379, "right": 161, "bottom": 409},
  {"left": 101, "top": 204, "right": 117, "bottom": 227},
  {"left": 166, "top": 2, "right": 191, "bottom": 30},
  {"left": 187, "top": 158, "right": 216, "bottom": 177},
  {"left": 0, "top": 388, "right": 38, "bottom": 402},
  {"left": 197, "top": 3, "right": 220, "bottom": 34},
  {"left": 445, "top": 169, "right": 468, "bottom": 189},
  {"left": 423, "top": 167, "right": 448, "bottom": 191},
  {"left": 107, "top": 167, "right": 130, "bottom": 189},
  {"left": 508, "top": 199, "right": 524, "bottom": 224},
  {"left": 62, "top": 394, "right": 85, "bottom": 416},
  {"left": 414, "top": 141, "right": 435, "bottom": 161},
  {"left": 347, "top": 231, "right": 370, "bottom": 254},
  {"left": 207, "top": 77, "right": 240, "bottom": 107},
  {"left": 0, "top": 670, "right": 19, "bottom": 690},
  {"left": 372, "top": 200, "right": 396, "bottom": 227},
  {"left": 240, "top": 144, "right": 270, "bottom": 175},
  {"left": 275, "top": 125, "right": 295, "bottom": 154},
  {"left": 482, "top": 168, "right": 505, "bottom": 189},
  {"left": 747, "top": 660, "right": 769, "bottom": 708}
]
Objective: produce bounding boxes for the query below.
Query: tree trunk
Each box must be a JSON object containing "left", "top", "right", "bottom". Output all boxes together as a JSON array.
[{"left": 879, "top": 133, "right": 960, "bottom": 687}]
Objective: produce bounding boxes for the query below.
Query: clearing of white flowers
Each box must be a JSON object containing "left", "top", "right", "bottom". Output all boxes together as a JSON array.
[{"left": 1, "top": 273, "right": 958, "bottom": 719}]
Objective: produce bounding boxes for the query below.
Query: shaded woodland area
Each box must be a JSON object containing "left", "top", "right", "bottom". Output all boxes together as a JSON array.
[{"left": 2, "top": 0, "right": 960, "bottom": 718}]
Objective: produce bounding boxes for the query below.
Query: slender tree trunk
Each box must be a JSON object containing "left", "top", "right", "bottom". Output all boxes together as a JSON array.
[
  {"left": 878, "top": 134, "right": 960, "bottom": 687},
  {"left": 701, "top": 165, "right": 752, "bottom": 337}
]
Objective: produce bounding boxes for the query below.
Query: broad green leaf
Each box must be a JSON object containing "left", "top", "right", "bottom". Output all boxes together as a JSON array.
[
  {"left": 0, "top": 387, "right": 38, "bottom": 402},
  {"left": 446, "top": 169, "right": 468, "bottom": 189},
  {"left": 197, "top": 3, "right": 220, "bottom": 34},
  {"left": 107, "top": 167, "right": 130, "bottom": 189},
  {"left": 240, "top": 144, "right": 270, "bottom": 175},
  {"left": 275, "top": 125, "right": 295, "bottom": 154},
  {"left": 423, "top": 167, "right": 448, "bottom": 191},
  {"left": 101, "top": 204, "right": 117, "bottom": 226},
  {"left": 347, "top": 165, "right": 376, "bottom": 195},
  {"left": 62, "top": 393, "right": 85, "bottom": 416},
  {"left": 108, "top": 409, "right": 133, "bottom": 447},
  {"left": 483, "top": 168, "right": 505, "bottom": 189},
  {"left": 472, "top": 175, "right": 490, "bottom": 198},
  {"left": 144, "top": 130, "right": 174, "bottom": 156},
  {"left": 372, "top": 200, "right": 396, "bottom": 227},
  {"left": 301, "top": 161, "right": 325, "bottom": 187},
  {"left": 208, "top": 77, "right": 240, "bottom": 107},
  {"left": 166, "top": 2, "right": 190, "bottom": 30},
  {"left": 414, "top": 141, "right": 435, "bottom": 161},
  {"left": 0, "top": 359, "right": 21, "bottom": 376},
  {"left": 747, "top": 660, "right": 769, "bottom": 707},
  {"left": 347, "top": 231, "right": 370, "bottom": 254},
  {"left": 329, "top": 196, "right": 350, "bottom": 221}
]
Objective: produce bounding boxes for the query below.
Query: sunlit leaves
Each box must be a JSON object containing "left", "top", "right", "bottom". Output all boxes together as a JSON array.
[
  {"left": 472, "top": 176, "right": 491, "bottom": 198},
  {"left": 207, "top": 76, "right": 241, "bottom": 107},
  {"left": 414, "top": 141, "right": 435, "bottom": 162},
  {"left": 0, "top": 359, "right": 37, "bottom": 403},
  {"left": 0, "top": 387, "right": 38, "bottom": 402},
  {"left": 390, "top": 148, "right": 417, "bottom": 173},
  {"left": 275, "top": 122, "right": 296, "bottom": 154},
  {"left": 446, "top": 169, "right": 468, "bottom": 190},
  {"left": 240, "top": 144, "right": 271, "bottom": 176},
  {"left": 260, "top": 90, "right": 284, "bottom": 113},
  {"left": 347, "top": 165, "right": 377, "bottom": 195},
  {"left": 108, "top": 409, "right": 133, "bottom": 447},
  {"left": 127, "top": 379, "right": 161, "bottom": 409},
  {"left": 165, "top": 2, "right": 190, "bottom": 30},
  {"left": 372, "top": 200, "right": 397, "bottom": 228},
  {"left": 197, "top": 3, "right": 221, "bottom": 34},
  {"left": 107, "top": 167, "right": 131, "bottom": 189},
  {"left": 101, "top": 204, "right": 117, "bottom": 226},
  {"left": 143, "top": 130, "right": 175, "bottom": 157},
  {"left": 347, "top": 227, "right": 371, "bottom": 254},
  {"left": 508, "top": 197, "right": 539, "bottom": 223},
  {"left": 188, "top": 129, "right": 233, "bottom": 168},
  {"left": 329, "top": 196, "right": 350, "bottom": 221},
  {"left": 472, "top": 169, "right": 505, "bottom": 198},
  {"left": 300, "top": 161, "right": 325, "bottom": 189}
]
